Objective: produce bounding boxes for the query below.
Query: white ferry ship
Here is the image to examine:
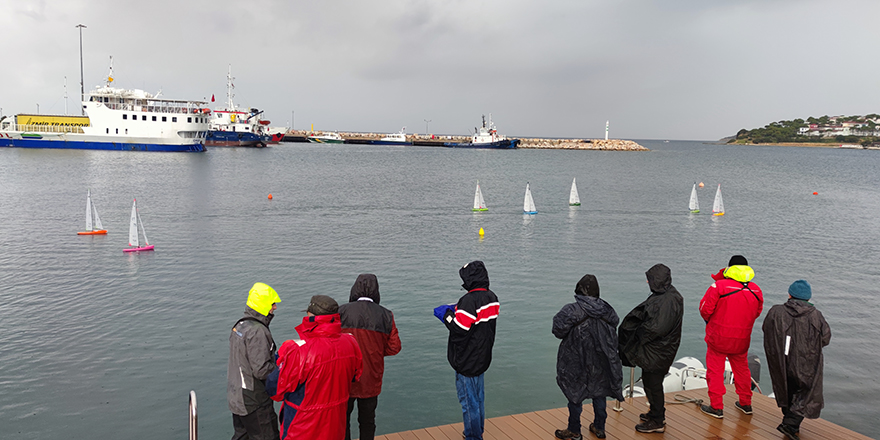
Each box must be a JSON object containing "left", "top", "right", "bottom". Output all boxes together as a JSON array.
[{"left": 0, "top": 80, "right": 209, "bottom": 152}]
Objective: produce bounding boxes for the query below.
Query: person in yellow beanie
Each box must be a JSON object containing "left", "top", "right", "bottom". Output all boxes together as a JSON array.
[{"left": 227, "top": 282, "right": 281, "bottom": 440}]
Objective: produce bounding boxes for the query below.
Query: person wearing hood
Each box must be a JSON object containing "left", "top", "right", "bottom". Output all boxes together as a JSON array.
[
  {"left": 762, "top": 280, "right": 831, "bottom": 440},
  {"left": 551, "top": 275, "right": 624, "bottom": 440},
  {"left": 698, "top": 255, "right": 764, "bottom": 419},
  {"left": 339, "top": 274, "right": 402, "bottom": 440},
  {"left": 618, "top": 264, "right": 683, "bottom": 434},
  {"left": 227, "top": 282, "right": 282, "bottom": 440},
  {"left": 268, "top": 295, "right": 363, "bottom": 440},
  {"left": 439, "top": 261, "right": 499, "bottom": 440}
]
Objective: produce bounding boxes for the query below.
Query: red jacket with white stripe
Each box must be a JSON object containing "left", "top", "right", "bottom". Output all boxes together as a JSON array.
[{"left": 443, "top": 261, "right": 499, "bottom": 377}]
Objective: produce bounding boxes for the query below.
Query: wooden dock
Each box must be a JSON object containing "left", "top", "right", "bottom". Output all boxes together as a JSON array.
[{"left": 373, "top": 384, "right": 869, "bottom": 440}]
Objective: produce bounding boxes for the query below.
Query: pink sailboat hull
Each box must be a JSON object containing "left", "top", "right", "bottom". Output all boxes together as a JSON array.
[{"left": 123, "top": 245, "right": 154, "bottom": 252}]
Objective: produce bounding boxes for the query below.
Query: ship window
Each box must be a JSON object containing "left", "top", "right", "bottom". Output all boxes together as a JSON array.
[
  {"left": 123, "top": 114, "right": 128, "bottom": 120},
  {"left": 125, "top": 129, "right": 128, "bottom": 134},
  {"left": 188, "top": 117, "right": 192, "bottom": 123},
  {"left": 116, "top": 128, "right": 118, "bottom": 134},
  {"left": 162, "top": 116, "right": 167, "bottom": 122},
  {"left": 172, "top": 117, "right": 177, "bottom": 122},
  {"left": 106, "top": 128, "right": 109, "bottom": 134},
  {"left": 142, "top": 115, "right": 146, "bottom": 121},
  {"left": 152, "top": 116, "right": 157, "bottom": 122}
]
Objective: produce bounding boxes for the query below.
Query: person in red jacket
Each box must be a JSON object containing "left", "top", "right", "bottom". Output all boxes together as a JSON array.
[
  {"left": 268, "top": 295, "right": 363, "bottom": 440},
  {"left": 339, "top": 274, "right": 402, "bottom": 440},
  {"left": 699, "top": 255, "right": 763, "bottom": 419}
]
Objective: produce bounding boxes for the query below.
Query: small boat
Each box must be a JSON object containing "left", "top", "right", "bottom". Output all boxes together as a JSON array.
[
  {"left": 307, "top": 132, "right": 345, "bottom": 144},
  {"left": 124, "top": 198, "right": 154, "bottom": 252},
  {"left": 445, "top": 114, "right": 520, "bottom": 149},
  {"left": 371, "top": 127, "right": 410, "bottom": 145},
  {"left": 689, "top": 183, "right": 700, "bottom": 213},
  {"left": 712, "top": 184, "right": 724, "bottom": 216},
  {"left": 569, "top": 178, "right": 581, "bottom": 206},
  {"left": 473, "top": 181, "right": 488, "bottom": 211},
  {"left": 523, "top": 182, "right": 537, "bottom": 214},
  {"left": 77, "top": 189, "right": 107, "bottom": 235}
]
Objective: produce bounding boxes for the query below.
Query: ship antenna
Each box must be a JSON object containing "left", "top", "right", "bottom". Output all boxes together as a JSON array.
[
  {"left": 105, "top": 55, "right": 114, "bottom": 87},
  {"left": 227, "top": 64, "right": 235, "bottom": 110}
]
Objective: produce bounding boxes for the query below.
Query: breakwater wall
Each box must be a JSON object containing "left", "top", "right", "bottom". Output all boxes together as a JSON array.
[{"left": 283, "top": 130, "right": 648, "bottom": 151}]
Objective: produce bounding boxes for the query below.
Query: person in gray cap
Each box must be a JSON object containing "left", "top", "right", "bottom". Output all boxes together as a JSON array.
[
  {"left": 268, "top": 295, "right": 363, "bottom": 440},
  {"left": 763, "top": 280, "right": 831, "bottom": 440}
]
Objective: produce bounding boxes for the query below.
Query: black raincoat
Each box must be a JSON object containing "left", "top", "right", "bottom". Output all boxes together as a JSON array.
[
  {"left": 762, "top": 298, "right": 831, "bottom": 418},
  {"left": 618, "top": 264, "right": 684, "bottom": 372},
  {"left": 553, "top": 290, "right": 625, "bottom": 403}
]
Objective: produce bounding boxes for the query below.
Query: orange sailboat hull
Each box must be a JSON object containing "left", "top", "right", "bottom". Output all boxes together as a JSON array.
[{"left": 77, "top": 230, "right": 108, "bottom": 235}]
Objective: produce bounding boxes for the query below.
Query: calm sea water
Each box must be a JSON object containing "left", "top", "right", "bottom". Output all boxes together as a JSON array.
[{"left": 0, "top": 141, "right": 878, "bottom": 438}]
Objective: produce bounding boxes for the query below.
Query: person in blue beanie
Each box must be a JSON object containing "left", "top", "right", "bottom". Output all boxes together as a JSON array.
[{"left": 762, "top": 280, "right": 832, "bottom": 440}]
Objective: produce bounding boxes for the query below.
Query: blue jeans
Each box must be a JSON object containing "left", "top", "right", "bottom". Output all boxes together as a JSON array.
[
  {"left": 455, "top": 373, "right": 485, "bottom": 440},
  {"left": 567, "top": 398, "right": 608, "bottom": 433}
]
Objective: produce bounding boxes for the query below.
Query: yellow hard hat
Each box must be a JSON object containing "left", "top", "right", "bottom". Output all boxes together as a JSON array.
[{"left": 246, "top": 282, "right": 281, "bottom": 316}]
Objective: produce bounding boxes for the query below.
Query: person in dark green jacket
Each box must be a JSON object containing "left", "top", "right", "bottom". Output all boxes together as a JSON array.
[{"left": 763, "top": 280, "right": 831, "bottom": 440}]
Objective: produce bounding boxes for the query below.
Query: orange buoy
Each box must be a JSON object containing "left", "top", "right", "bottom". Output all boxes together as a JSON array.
[
  {"left": 698, "top": 182, "right": 704, "bottom": 188},
  {"left": 268, "top": 194, "right": 273, "bottom": 200},
  {"left": 813, "top": 192, "right": 818, "bottom": 195}
]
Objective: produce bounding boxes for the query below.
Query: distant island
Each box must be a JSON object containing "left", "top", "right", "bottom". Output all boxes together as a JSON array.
[{"left": 728, "top": 114, "right": 880, "bottom": 147}]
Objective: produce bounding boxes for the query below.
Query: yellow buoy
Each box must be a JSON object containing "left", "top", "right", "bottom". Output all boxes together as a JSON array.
[
  {"left": 268, "top": 194, "right": 273, "bottom": 200},
  {"left": 478, "top": 227, "right": 484, "bottom": 237}
]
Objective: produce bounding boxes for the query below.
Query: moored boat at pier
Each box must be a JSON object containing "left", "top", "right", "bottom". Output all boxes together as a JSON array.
[
  {"left": 206, "top": 66, "right": 272, "bottom": 147},
  {"left": 0, "top": 63, "right": 208, "bottom": 152},
  {"left": 445, "top": 114, "right": 519, "bottom": 149},
  {"left": 308, "top": 132, "right": 345, "bottom": 143}
]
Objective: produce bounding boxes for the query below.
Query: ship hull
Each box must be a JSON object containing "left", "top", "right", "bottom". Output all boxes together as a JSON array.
[
  {"left": 205, "top": 131, "right": 265, "bottom": 147},
  {"left": 0, "top": 134, "right": 205, "bottom": 152},
  {"left": 444, "top": 139, "right": 519, "bottom": 149}
]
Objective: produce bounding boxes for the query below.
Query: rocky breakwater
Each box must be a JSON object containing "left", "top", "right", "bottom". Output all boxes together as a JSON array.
[{"left": 518, "top": 138, "right": 649, "bottom": 151}]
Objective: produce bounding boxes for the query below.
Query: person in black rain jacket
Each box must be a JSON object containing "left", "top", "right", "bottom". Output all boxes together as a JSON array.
[
  {"left": 618, "top": 264, "right": 683, "bottom": 434},
  {"left": 552, "top": 274, "right": 624, "bottom": 440}
]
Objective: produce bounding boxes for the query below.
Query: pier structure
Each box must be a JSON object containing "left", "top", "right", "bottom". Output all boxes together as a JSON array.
[{"left": 371, "top": 384, "right": 866, "bottom": 440}]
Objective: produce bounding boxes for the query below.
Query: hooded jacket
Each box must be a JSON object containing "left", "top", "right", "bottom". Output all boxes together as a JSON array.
[
  {"left": 552, "top": 278, "right": 625, "bottom": 403},
  {"left": 618, "top": 264, "right": 684, "bottom": 372},
  {"left": 443, "top": 261, "right": 499, "bottom": 377},
  {"left": 227, "top": 306, "right": 277, "bottom": 416},
  {"left": 762, "top": 298, "right": 831, "bottom": 419},
  {"left": 269, "top": 314, "right": 363, "bottom": 440},
  {"left": 339, "top": 274, "right": 402, "bottom": 398},
  {"left": 700, "top": 265, "right": 764, "bottom": 354}
]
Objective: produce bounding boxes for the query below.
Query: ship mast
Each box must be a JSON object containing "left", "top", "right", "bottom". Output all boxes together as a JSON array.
[{"left": 226, "top": 65, "right": 235, "bottom": 111}]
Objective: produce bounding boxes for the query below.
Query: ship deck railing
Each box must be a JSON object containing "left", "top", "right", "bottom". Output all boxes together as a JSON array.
[{"left": 5, "top": 124, "right": 85, "bottom": 134}]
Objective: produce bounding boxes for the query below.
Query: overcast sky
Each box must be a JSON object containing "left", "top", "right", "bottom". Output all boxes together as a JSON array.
[{"left": 2, "top": 0, "right": 879, "bottom": 140}]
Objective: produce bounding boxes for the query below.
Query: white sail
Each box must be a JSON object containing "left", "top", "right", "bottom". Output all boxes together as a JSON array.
[
  {"left": 473, "top": 181, "right": 487, "bottom": 211},
  {"left": 524, "top": 183, "right": 537, "bottom": 214},
  {"left": 93, "top": 203, "right": 103, "bottom": 230},
  {"left": 713, "top": 184, "right": 724, "bottom": 215},
  {"left": 569, "top": 178, "right": 580, "bottom": 206},
  {"left": 689, "top": 183, "right": 699, "bottom": 212},
  {"left": 128, "top": 199, "right": 139, "bottom": 247},
  {"left": 85, "top": 190, "right": 93, "bottom": 231},
  {"left": 137, "top": 208, "right": 150, "bottom": 246}
]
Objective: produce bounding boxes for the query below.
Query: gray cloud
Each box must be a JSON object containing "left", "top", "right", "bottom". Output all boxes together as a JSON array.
[{"left": 1, "top": 0, "right": 878, "bottom": 140}]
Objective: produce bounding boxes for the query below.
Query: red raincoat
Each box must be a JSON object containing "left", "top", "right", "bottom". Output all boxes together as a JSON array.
[
  {"left": 700, "top": 267, "right": 764, "bottom": 354},
  {"left": 271, "top": 314, "right": 363, "bottom": 440}
]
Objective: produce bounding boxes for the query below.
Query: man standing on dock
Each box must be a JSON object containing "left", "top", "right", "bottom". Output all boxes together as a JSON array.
[
  {"left": 227, "top": 282, "right": 282, "bottom": 440},
  {"left": 699, "top": 255, "right": 764, "bottom": 419},
  {"left": 339, "top": 274, "right": 402, "bottom": 440},
  {"left": 552, "top": 274, "right": 624, "bottom": 440},
  {"left": 618, "top": 264, "right": 683, "bottom": 434},
  {"left": 439, "top": 261, "right": 500, "bottom": 440},
  {"left": 763, "top": 280, "right": 831, "bottom": 440}
]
